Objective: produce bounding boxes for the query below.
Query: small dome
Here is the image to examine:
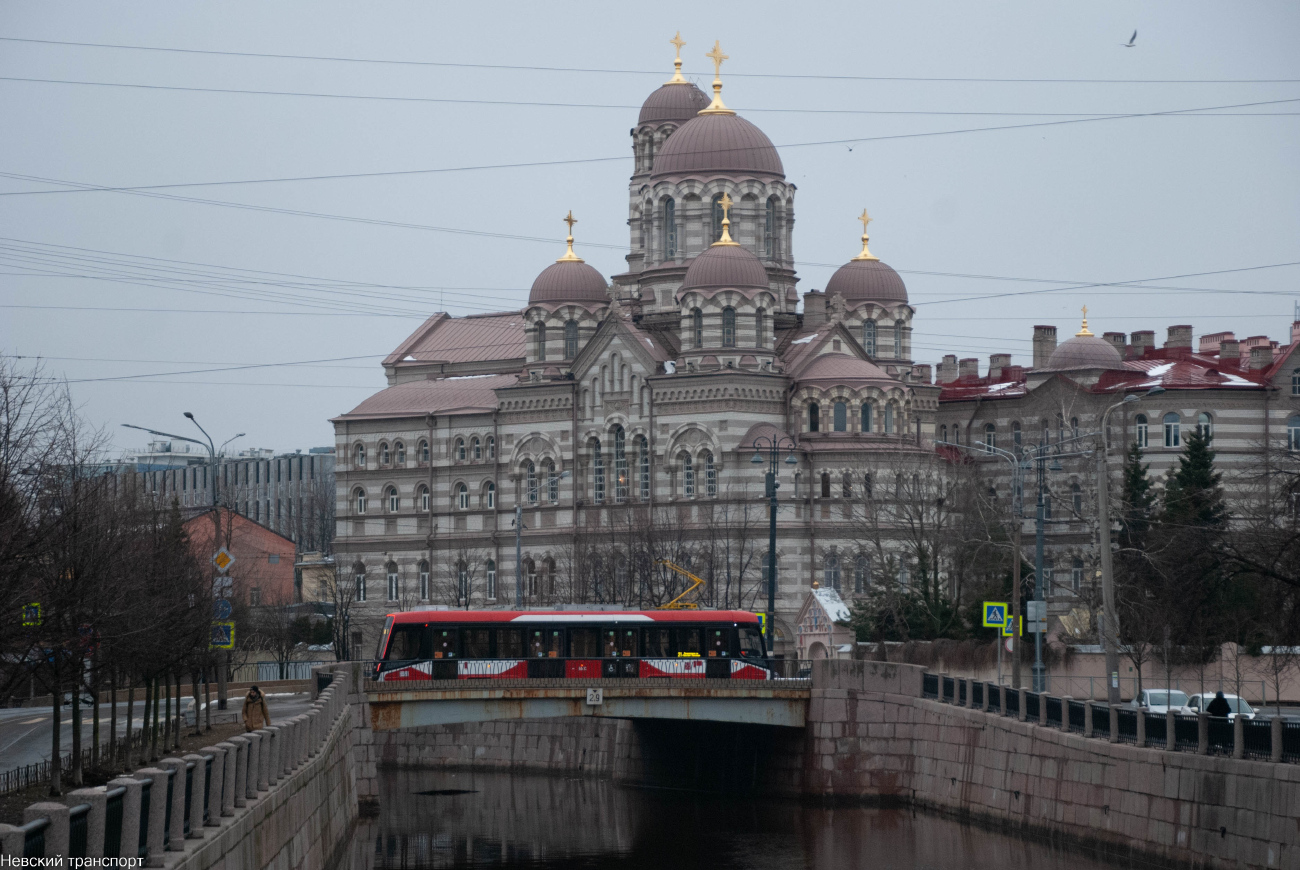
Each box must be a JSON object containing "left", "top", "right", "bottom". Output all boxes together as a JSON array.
[
  {"left": 679, "top": 244, "right": 769, "bottom": 294},
  {"left": 528, "top": 260, "right": 609, "bottom": 307},
  {"left": 1045, "top": 335, "right": 1124, "bottom": 371},
  {"left": 651, "top": 113, "right": 784, "bottom": 179},
  {"left": 825, "top": 258, "right": 908, "bottom": 304},
  {"left": 638, "top": 83, "right": 711, "bottom": 126},
  {"left": 798, "top": 353, "right": 894, "bottom": 384}
]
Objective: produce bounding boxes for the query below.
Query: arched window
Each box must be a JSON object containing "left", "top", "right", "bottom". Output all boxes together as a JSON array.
[
  {"left": 682, "top": 453, "right": 695, "bottom": 497},
  {"left": 637, "top": 436, "right": 650, "bottom": 499},
  {"left": 984, "top": 423, "right": 996, "bottom": 453},
  {"left": 1289, "top": 415, "right": 1300, "bottom": 452},
  {"left": 1293, "top": 368, "right": 1300, "bottom": 396},
  {"left": 419, "top": 439, "right": 429, "bottom": 463},
  {"left": 354, "top": 488, "right": 367, "bottom": 514},
  {"left": 862, "top": 402, "right": 874, "bottom": 434},
  {"left": 386, "top": 564, "right": 399, "bottom": 602},
  {"left": 395, "top": 441, "right": 405, "bottom": 465},
  {"left": 614, "top": 427, "right": 628, "bottom": 502},
  {"left": 1070, "top": 417, "right": 1080, "bottom": 439},
  {"left": 543, "top": 460, "right": 557, "bottom": 502},
  {"left": 663, "top": 198, "right": 677, "bottom": 259},
  {"left": 418, "top": 485, "right": 430, "bottom": 512},
  {"left": 1163, "top": 413, "right": 1181, "bottom": 448},
  {"left": 526, "top": 461, "right": 538, "bottom": 504},
  {"left": 564, "top": 320, "right": 579, "bottom": 360},
  {"left": 1011, "top": 421, "right": 1022, "bottom": 451},
  {"left": 824, "top": 553, "right": 841, "bottom": 592},
  {"left": 471, "top": 437, "right": 482, "bottom": 461},
  {"left": 1071, "top": 482, "right": 1082, "bottom": 515},
  {"left": 386, "top": 486, "right": 399, "bottom": 512},
  {"left": 485, "top": 482, "right": 496, "bottom": 509},
  {"left": 1071, "top": 557, "right": 1084, "bottom": 594},
  {"left": 536, "top": 322, "right": 547, "bottom": 361},
  {"left": 820, "top": 471, "right": 831, "bottom": 498},
  {"left": 486, "top": 436, "right": 496, "bottom": 460},
  {"left": 704, "top": 451, "right": 717, "bottom": 496},
  {"left": 841, "top": 472, "right": 852, "bottom": 499},
  {"left": 884, "top": 404, "right": 894, "bottom": 435},
  {"left": 833, "top": 401, "right": 847, "bottom": 432},
  {"left": 863, "top": 320, "right": 876, "bottom": 357},
  {"left": 893, "top": 322, "right": 903, "bottom": 358},
  {"left": 722, "top": 307, "right": 736, "bottom": 347},
  {"left": 1135, "top": 414, "right": 1149, "bottom": 449},
  {"left": 486, "top": 560, "right": 497, "bottom": 599},
  {"left": 353, "top": 564, "right": 367, "bottom": 602},
  {"left": 710, "top": 193, "right": 725, "bottom": 243},
  {"left": 353, "top": 443, "right": 366, "bottom": 468},
  {"left": 692, "top": 308, "right": 704, "bottom": 348},
  {"left": 764, "top": 197, "right": 776, "bottom": 258},
  {"left": 756, "top": 308, "right": 766, "bottom": 348},
  {"left": 854, "top": 554, "right": 871, "bottom": 594},
  {"left": 379, "top": 442, "right": 390, "bottom": 466},
  {"left": 808, "top": 402, "right": 820, "bottom": 433},
  {"left": 939, "top": 424, "right": 947, "bottom": 443},
  {"left": 455, "top": 438, "right": 466, "bottom": 462},
  {"left": 1197, "top": 412, "right": 1213, "bottom": 441},
  {"left": 593, "top": 442, "right": 606, "bottom": 503},
  {"left": 418, "top": 560, "right": 430, "bottom": 600},
  {"left": 456, "top": 483, "right": 469, "bottom": 510},
  {"left": 544, "top": 557, "right": 557, "bottom": 596},
  {"left": 457, "top": 561, "right": 468, "bottom": 601}
]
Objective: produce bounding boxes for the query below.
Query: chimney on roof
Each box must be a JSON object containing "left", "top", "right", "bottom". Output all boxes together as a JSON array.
[
  {"left": 989, "top": 353, "right": 1011, "bottom": 380},
  {"left": 1220, "top": 339, "right": 1240, "bottom": 364},
  {"left": 1250, "top": 344, "right": 1274, "bottom": 370},
  {"left": 959, "top": 358, "right": 979, "bottom": 380},
  {"left": 1165, "top": 325, "right": 1193, "bottom": 350},
  {"left": 937, "top": 354, "right": 959, "bottom": 384},
  {"left": 1131, "top": 330, "right": 1155, "bottom": 356},
  {"left": 911, "top": 363, "right": 932, "bottom": 384},
  {"left": 803, "top": 290, "right": 826, "bottom": 328},
  {"left": 1243, "top": 335, "right": 1270, "bottom": 348},
  {"left": 1103, "top": 332, "right": 1126, "bottom": 356},
  {"left": 1292, "top": 321, "right": 1300, "bottom": 345},
  {"left": 1032, "top": 326, "right": 1057, "bottom": 369},
  {"left": 1199, "top": 331, "right": 1234, "bottom": 354}
]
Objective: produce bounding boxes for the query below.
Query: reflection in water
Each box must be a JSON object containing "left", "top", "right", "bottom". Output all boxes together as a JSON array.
[{"left": 342, "top": 769, "right": 1122, "bottom": 870}]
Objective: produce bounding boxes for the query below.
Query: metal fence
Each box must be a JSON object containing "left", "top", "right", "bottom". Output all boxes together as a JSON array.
[
  {"left": 1045, "top": 696, "right": 1062, "bottom": 728},
  {"left": 1144, "top": 711, "right": 1167, "bottom": 747},
  {"left": 1242, "top": 718, "right": 1273, "bottom": 761},
  {"left": 1090, "top": 703, "right": 1111, "bottom": 740},
  {"left": 0, "top": 718, "right": 182, "bottom": 796},
  {"left": 1024, "top": 691, "right": 1040, "bottom": 721},
  {"left": 68, "top": 803, "right": 90, "bottom": 858},
  {"left": 231, "top": 660, "right": 326, "bottom": 683},
  {"left": 1174, "top": 714, "right": 1199, "bottom": 752},
  {"left": 1067, "top": 700, "right": 1086, "bottom": 733}
]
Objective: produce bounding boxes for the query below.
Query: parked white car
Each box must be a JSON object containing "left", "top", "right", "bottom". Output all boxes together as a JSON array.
[
  {"left": 1184, "top": 693, "right": 1256, "bottom": 720},
  {"left": 1129, "top": 689, "right": 1190, "bottom": 714}
]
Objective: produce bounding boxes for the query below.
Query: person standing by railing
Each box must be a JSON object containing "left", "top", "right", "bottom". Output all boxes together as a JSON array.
[{"left": 241, "top": 686, "right": 271, "bottom": 732}]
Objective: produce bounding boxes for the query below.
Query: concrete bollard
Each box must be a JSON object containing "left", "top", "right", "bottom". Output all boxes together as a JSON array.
[
  {"left": 200, "top": 746, "right": 226, "bottom": 825},
  {"left": 1198, "top": 713, "right": 1209, "bottom": 755},
  {"left": 1166, "top": 709, "right": 1177, "bottom": 752},
  {"left": 1135, "top": 709, "right": 1147, "bottom": 748},
  {"left": 1272, "top": 716, "right": 1284, "bottom": 763},
  {"left": 244, "top": 731, "right": 262, "bottom": 797},
  {"left": 183, "top": 754, "right": 207, "bottom": 836},
  {"left": 264, "top": 726, "right": 281, "bottom": 785},
  {"left": 1108, "top": 705, "right": 1120, "bottom": 744},
  {"left": 107, "top": 777, "right": 143, "bottom": 859},
  {"left": 1233, "top": 715, "right": 1245, "bottom": 760},
  {"left": 157, "top": 758, "right": 187, "bottom": 848},
  {"left": 1083, "top": 700, "right": 1094, "bottom": 738},
  {"left": 67, "top": 786, "right": 108, "bottom": 858},
  {"left": 135, "top": 768, "right": 168, "bottom": 866},
  {"left": 24, "top": 802, "right": 70, "bottom": 859},
  {"left": 228, "top": 737, "right": 248, "bottom": 808}
]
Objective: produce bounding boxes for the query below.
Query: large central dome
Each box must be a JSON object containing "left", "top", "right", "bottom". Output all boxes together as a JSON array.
[{"left": 650, "top": 113, "right": 784, "bottom": 180}]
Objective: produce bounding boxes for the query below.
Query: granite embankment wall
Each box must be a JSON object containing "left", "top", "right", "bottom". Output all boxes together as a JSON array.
[{"left": 806, "top": 660, "right": 1300, "bottom": 869}]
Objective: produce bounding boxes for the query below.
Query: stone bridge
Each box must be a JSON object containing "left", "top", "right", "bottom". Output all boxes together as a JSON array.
[{"left": 365, "top": 678, "right": 811, "bottom": 730}]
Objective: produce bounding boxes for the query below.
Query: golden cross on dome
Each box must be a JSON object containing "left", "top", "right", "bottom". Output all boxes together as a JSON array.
[
  {"left": 712, "top": 192, "right": 739, "bottom": 246},
  {"left": 557, "top": 210, "right": 584, "bottom": 263},
  {"left": 666, "top": 32, "right": 688, "bottom": 84},
  {"left": 852, "top": 207, "right": 879, "bottom": 261},
  {"left": 1076, "top": 305, "right": 1093, "bottom": 336},
  {"left": 699, "top": 40, "right": 734, "bottom": 115}
]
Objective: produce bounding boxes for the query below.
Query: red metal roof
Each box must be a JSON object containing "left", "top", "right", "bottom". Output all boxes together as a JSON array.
[
  {"left": 383, "top": 311, "right": 524, "bottom": 367},
  {"left": 335, "top": 374, "right": 517, "bottom": 421}
]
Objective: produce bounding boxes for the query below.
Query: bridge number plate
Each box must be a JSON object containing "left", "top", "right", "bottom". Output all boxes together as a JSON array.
[{"left": 586, "top": 688, "right": 604, "bottom": 706}]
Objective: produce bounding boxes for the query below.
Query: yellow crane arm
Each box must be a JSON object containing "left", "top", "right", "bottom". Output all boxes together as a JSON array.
[{"left": 655, "top": 559, "right": 705, "bottom": 609}]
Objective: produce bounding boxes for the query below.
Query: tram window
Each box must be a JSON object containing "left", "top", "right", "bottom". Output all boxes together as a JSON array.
[
  {"left": 463, "top": 628, "right": 491, "bottom": 659},
  {"left": 738, "top": 627, "right": 764, "bottom": 658},
  {"left": 570, "top": 628, "right": 600, "bottom": 658},
  {"left": 530, "top": 629, "right": 562, "bottom": 658},
  {"left": 497, "top": 628, "right": 524, "bottom": 658},
  {"left": 707, "top": 628, "right": 730, "bottom": 657},
  {"left": 387, "top": 625, "right": 428, "bottom": 661},
  {"left": 431, "top": 629, "right": 456, "bottom": 659},
  {"left": 607, "top": 628, "right": 637, "bottom": 657},
  {"left": 643, "top": 628, "right": 671, "bottom": 657},
  {"left": 673, "top": 627, "right": 702, "bottom": 657}
]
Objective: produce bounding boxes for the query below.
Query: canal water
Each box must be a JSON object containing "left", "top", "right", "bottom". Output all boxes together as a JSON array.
[{"left": 339, "top": 768, "right": 1127, "bottom": 870}]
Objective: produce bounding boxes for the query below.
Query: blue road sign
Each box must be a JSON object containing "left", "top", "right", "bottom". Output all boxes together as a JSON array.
[
  {"left": 213, "top": 598, "right": 233, "bottom": 620},
  {"left": 982, "top": 601, "right": 1008, "bottom": 628},
  {"left": 210, "top": 621, "right": 235, "bottom": 650}
]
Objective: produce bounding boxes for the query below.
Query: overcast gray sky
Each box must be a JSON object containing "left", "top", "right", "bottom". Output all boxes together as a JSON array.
[{"left": 1, "top": 2, "right": 1297, "bottom": 455}]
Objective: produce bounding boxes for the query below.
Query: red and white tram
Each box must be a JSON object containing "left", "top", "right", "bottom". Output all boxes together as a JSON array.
[{"left": 373, "top": 609, "right": 771, "bottom": 681}]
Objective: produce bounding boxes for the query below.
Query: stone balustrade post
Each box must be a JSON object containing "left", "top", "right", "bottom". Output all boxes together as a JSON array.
[
  {"left": 67, "top": 786, "right": 107, "bottom": 858},
  {"left": 24, "top": 802, "right": 70, "bottom": 859},
  {"left": 1017, "top": 689, "right": 1028, "bottom": 722},
  {"left": 294, "top": 714, "right": 307, "bottom": 766},
  {"left": 998, "top": 685, "right": 1007, "bottom": 715},
  {"left": 228, "top": 737, "right": 248, "bottom": 808},
  {"left": 244, "top": 731, "right": 263, "bottom": 797},
  {"left": 265, "top": 726, "right": 281, "bottom": 784},
  {"left": 1135, "top": 709, "right": 1147, "bottom": 748},
  {"left": 158, "top": 758, "right": 187, "bottom": 848},
  {"left": 200, "top": 746, "right": 225, "bottom": 825},
  {"left": 255, "top": 729, "right": 271, "bottom": 791},
  {"left": 183, "top": 754, "right": 206, "bottom": 837},
  {"left": 1233, "top": 715, "right": 1245, "bottom": 760},
  {"left": 107, "top": 777, "right": 143, "bottom": 859},
  {"left": 1083, "top": 700, "right": 1094, "bottom": 738},
  {"left": 1108, "top": 705, "right": 1120, "bottom": 744},
  {"left": 1057, "top": 697, "right": 1068, "bottom": 731},
  {"left": 216, "top": 742, "right": 237, "bottom": 815},
  {"left": 1272, "top": 716, "right": 1284, "bottom": 763},
  {"left": 0, "top": 824, "right": 25, "bottom": 856},
  {"left": 135, "top": 768, "right": 167, "bottom": 866},
  {"left": 1166, "top": 710, "right": 1177, "bottom": 752},
  {"left": 1197, "top": 713, "right": 1209, "bottom": 754}
]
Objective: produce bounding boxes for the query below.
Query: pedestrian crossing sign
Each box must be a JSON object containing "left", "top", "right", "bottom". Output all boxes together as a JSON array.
[
  {"left": 1002, "top": 616, "right": 1018, "bottom": 637},
  {"left": 210, "top": 621, "right": 235, "bottom": 650},
  {"left": 982, "top": 601, "right": 1009, "bottom": 628}
]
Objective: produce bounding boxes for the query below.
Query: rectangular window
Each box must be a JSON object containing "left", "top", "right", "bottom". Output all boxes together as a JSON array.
[
  {"left": 463, "top": 628, "right": 492, "bottom": 659},
  {"left": 642, "top": 627, "right": 671, "bottom": 657},
  {"left": 419, "top": 570, "right": 429, "bottom": 600},
  {"left": 487, "top": 564, "right": 497, "bottom": 599},
  {"left": 497, "top": 628, "right": 524, "bottom": 658},
  {"left": 529, "top": 629, "right": 563, "bottom": 658},
  {"left": 387, "top": 572, "right": 399, "bottom": 601},
  {"left": 354, "top": 575, "right": 366, "bottom": 602},
  {"left": 570, "top": 628, "right": 600, "bottom": 658}
]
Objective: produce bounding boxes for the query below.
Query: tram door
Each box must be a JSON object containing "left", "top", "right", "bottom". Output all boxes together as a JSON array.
[
  {"left": 527, "top": 628, "right": 564, "bottom": 678},
  {"left": 429, "top": 628, "right": 457, "bottom": 679},
  {"left": 603, "top": 628, "right": 639, "bottom": 677},
  {"left": 705, "top": 626, "right": 731, "bottom": 678}
]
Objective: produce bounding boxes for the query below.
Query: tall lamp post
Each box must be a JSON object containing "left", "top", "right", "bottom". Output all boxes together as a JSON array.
[
  {"left": 122, "top": 416, "right": 243, "bottom": 708},
  {"left": 750, "top": 436, "right": 798, "bottom": 658}
]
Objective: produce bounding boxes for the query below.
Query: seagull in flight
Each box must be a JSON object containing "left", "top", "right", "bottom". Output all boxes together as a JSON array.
[{"left": 1122, "top": 30, "right": 1137, "bottom": 47}]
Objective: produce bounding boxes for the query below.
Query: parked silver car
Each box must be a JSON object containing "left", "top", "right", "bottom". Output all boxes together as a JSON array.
[
  {"left": 1184, "top": 693, "right": 1255, "bottom": 720},
  {"left": 1128, "top": 689, "right": 1190, "bottom": 714}
]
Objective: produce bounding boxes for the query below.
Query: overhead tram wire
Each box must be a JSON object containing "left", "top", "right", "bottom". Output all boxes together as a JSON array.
[
  {"left": 3, "top": 36, "right": 1299, "bottom": 84},
  {"left": 1, "top": 95, "right": 1298, "bottom": 199}
]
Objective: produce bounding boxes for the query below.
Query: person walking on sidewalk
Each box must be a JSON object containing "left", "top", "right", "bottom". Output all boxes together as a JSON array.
[{"left": 242, "top": 685, "right": 271, "bottom": 731}]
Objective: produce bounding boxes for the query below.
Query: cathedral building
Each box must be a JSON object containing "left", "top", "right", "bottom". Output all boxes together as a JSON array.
[{"left": 331, "top": 39, "right": 939, "bottom": 657}]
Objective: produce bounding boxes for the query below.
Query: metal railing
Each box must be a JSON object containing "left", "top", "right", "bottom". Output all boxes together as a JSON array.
[
  {"left": 0, "top": 720, "right": 181, "bottom": 796},
  {"left": 1005, "top": 686, "right": 1020, "bottom": 718},
  {"left": 1045, "top": 696, "right": 1062, "bottom": 728},
  {"left": 231, "top": 660, "right": 327, "bottom": 682},
  {"left": 1207, "top": 716, "right": 1234, "bottom": 756},
  {"left": 138, "top": 778, "right": 151, "bottom": 859},
  {"left": 203, "top": 755, "right": 213, "bottom": 825},
  {"left": 922, "top": 673, "right": 939, "bottom": 699},
  {"left": 1144, "top": 711, "right": 1167, "bottom": 747},
  {"left": 986, "top": 683, "right": 1001, "bottom": 714},
  {"left": 1283, "top": 721, "right": 1300, "bottom": 763},
  {"left": 183, "top": 761, "right": 194, "bottom": 836},
  {"left": 1090, "top": 703, "right": 1111, "bottom": 740},
  {"left": 21, "top": 817, "right": 48, "bottom": 858},
  {"left": 1174, "top": 714, "right": 1199, "bottom": 752},
  {"left": 68, "top": 802, "right": 90, "bottom": 858},
  {"left": 1116, "top": 707, "right": 1138, "bottom": 744},
  {"left": 1067, "top": 700, "right": 1086, "bottom": 733},
  {"left": 942, "top": 676, "right": 955, "bottom": 703},
  {"left": 1025, "top": 691, "right": 1040, "bottom": 721},
  {"left": 1242, "top": 718, "right": 1273, "bottom": 760},
  {"left": 104, "top": 785, "right": 125, "bottom": 858},
  {"left": 971, "top": 681, "right": 984, "bottom": 708}
]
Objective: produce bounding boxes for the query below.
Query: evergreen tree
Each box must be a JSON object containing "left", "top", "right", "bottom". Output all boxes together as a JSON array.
[
  {"left": 1118, "top": 441, "right": 1156, "bottom": 549},
  {"left": 1163, "top": 428, "right": 1228, "bottom": 528}
]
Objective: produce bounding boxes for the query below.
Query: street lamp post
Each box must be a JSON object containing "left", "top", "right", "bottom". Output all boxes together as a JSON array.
[{"left": 750, "top": 436, "right": 798, "bottom": 659}]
